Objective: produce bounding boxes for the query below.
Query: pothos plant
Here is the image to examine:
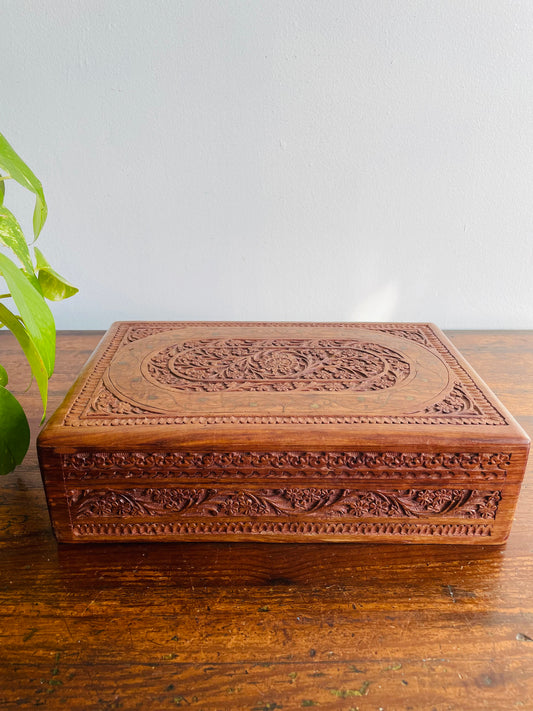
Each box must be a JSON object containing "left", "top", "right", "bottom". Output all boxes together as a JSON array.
[{"left": 0, "top": 132, "right": 78, "bottom": 475}]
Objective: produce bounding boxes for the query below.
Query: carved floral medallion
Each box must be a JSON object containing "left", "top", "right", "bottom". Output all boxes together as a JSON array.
[{"left": 143, "top": 338, "right": 411, "bottom": 393}]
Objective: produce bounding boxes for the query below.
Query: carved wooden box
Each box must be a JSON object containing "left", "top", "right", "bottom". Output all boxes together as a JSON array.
[{"left": 37, "top": 322, "right": 529, "bottom": 544}]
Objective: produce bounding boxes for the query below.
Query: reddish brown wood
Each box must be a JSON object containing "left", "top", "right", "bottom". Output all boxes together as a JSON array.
[
  {"left": 37, "top": 322, "right": 529, "bottom": 544},
  {"left": 1, "top": 329, "right": 533, "bottom": 708}
]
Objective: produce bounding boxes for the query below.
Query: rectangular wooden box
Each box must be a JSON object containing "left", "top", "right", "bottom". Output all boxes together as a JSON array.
[{"left": 37, "top": 322, "right": 529, "bottom": 544}]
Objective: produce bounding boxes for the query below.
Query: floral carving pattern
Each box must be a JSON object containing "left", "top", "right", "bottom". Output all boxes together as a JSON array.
[
  {"left": 424, "top": 384, "right": 480, "bottom": 416},
  {"left": 62, "top": 451, "right": 511, "bottom": 482},
  {"left": 68, "top": 487, "right": 501, "bottom": 521},
  {"left": 70, "top": 488, "right": 209, "bottom": 518},
  {"left": 144, "top": 338, "right": 411, "bottom": 393}
]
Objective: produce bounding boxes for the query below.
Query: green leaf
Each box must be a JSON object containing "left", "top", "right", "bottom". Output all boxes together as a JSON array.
[
  {"left": 0, "top": 363, "right": 7, "bottom": 386},
  {"left": 0, "top": 304, "right": 48, "bottom": 420},
  {"left": 0, "top": 385, "right": 30, "bottom": 475},
  {"left": 0, "top": 252, "right": 55, "bottom": 377},
  {"left": 0, "top": 206, "right": 34, "bottom": 274},
  {"left": 35, "top": 247, "right": 78, "bottom": 301},
  {"left": 0, "top": 177, "right": 5, "bottom": 206},
  {"left": 0, "top": 133, "right": 47, "bottom": 239},
  {"left": 24, "top": 270, "right": 43, "bottom": 296}
]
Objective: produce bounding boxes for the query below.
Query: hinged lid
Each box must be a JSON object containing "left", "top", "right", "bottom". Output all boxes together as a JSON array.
[{"left": 38, "top": 322, "right": 529, "bottom": 458}]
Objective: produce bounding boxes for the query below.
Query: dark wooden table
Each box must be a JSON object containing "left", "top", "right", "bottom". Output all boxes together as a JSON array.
[{"left": 1, "top": 330, "right": 532, "bottom": 710}]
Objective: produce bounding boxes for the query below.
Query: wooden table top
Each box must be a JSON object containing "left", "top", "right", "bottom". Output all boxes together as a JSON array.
[{"left": 1, "top": 330, "right": 532, "bottom": 710}]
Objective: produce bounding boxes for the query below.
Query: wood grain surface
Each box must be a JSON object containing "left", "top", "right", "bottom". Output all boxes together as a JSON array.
[{"left": 1, "top": 330, "right": 532, "bottom": 709}]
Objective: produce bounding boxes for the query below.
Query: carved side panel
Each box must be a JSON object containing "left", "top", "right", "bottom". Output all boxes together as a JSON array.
[{"left": 60, "top": 449, "right": 509, "bottom": 540}]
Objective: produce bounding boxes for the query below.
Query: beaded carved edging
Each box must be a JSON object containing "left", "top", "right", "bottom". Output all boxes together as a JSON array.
[
  {"left": 61, "top": 451, "right": 511, "bottom": 482},
  {"left": 62, "top": 323, "right": 507, "bottom": 426},
  {"left": 71, "top": 520, "right": 493, "bottom": 539},
  {"left": 67, "top": 487, "right": 502, "bottom": 521}
]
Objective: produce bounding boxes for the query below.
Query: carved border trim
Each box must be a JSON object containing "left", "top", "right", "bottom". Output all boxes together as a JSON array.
[
  {"left": 61, "top": 451, "right": 511, "bottom": 482},
  {"left": 62, "top": 323, "right": 507, "bottom": 427},
  {"left": 71, "top": 520, "right": 493, "bottom": 539}
]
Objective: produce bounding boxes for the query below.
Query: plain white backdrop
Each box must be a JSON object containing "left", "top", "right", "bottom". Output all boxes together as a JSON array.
[{"left": 1, "top": 0, "right": 532, "bottom": 329}]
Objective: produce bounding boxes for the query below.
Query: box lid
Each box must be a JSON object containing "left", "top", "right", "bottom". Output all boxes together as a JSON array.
[{"left": 38, "top": 322, "right": 530, "bottom": 456}]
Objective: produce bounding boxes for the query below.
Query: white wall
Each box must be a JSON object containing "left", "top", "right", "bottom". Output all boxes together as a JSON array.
[{"left": 1, "top": 0, "right": 532, "bottom": 330}]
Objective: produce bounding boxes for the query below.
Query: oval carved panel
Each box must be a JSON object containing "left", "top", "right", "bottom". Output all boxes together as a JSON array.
[
  {"left": 104, "top": 326, "right": 451, "bottom": 416},
  {"left": 143, "top": 338, "right": 412, "bottom": 393}
]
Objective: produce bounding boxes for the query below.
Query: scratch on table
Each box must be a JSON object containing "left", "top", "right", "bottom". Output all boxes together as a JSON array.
[
  {"left": 81, "top": 589, "right": 105, "bottom": 616},
  {"left": 23, "top": 627, "right": 38, "bottom": 642},
  {"left": 446, "top": 585, "right": 456, "bottom": 603},
  {"left": 61, "top": 615, "right": 74, "bottom": 641}
]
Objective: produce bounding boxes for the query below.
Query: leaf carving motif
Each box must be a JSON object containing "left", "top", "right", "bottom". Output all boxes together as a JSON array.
[{"left": 68, "top": 487, "right": 502, "bottom": 521}]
